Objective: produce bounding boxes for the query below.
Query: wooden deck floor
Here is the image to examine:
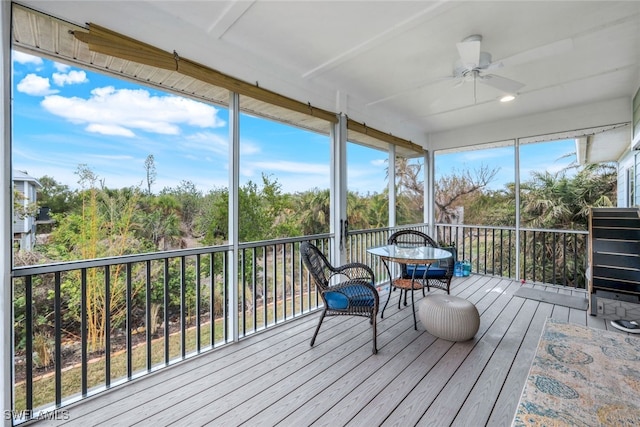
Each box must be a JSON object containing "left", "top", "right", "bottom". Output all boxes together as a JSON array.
[{"left": 33, "top": 275, "right": 612, "bottom": 427}]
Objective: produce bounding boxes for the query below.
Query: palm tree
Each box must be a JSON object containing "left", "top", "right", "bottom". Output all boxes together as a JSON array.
[
  {"left": 519, "top": 163, "right": 616, "bottom": 286},
  {"left": 295, "top": 189, "right": 330, "bottom": 235}
]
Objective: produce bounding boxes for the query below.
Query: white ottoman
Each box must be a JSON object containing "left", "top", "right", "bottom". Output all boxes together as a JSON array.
[{"left": 418, "top": 294, "right": 480, "bottom": 341}]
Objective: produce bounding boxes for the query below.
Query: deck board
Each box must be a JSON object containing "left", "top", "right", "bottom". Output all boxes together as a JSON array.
[{"left": 32, "top": 275, "right": 602, "bottom": 427}]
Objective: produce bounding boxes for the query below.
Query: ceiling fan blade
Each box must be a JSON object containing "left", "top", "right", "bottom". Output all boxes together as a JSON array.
[
  {"left": 483, "top": 61, "right": 504, "bottom": 72},
  {"left": 478, "top": 74, "right": 525, "bottom": 93},
  {"left": 456, "top": 40, "right": 481, "bottom": 69},
  {"left": 497, "top": 38, "right": 573, "bottom": 68}
]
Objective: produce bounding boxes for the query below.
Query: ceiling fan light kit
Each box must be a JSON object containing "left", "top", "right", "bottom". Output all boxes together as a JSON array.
[{"left": 452, "top": 34, "right": 526, "bottom": 102}]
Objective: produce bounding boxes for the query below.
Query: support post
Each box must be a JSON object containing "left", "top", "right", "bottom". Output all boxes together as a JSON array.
[
  {"left": 330, "top": 114, "right": 347, "bottom": 266},
  {"left": 1, "top": 1, "right": 13, "bottom": 424},
  {"left": 425, "top": 150, "right": 435, "bottom": 237},
  {"left": 227, "top": 91, "right": 240, "bottom": 342},
  {"left": 388, "top": 145, "right": 396, "bottom": 229},
  {"left": 514, "top": 138, "right": 521, "bottom": 281}
]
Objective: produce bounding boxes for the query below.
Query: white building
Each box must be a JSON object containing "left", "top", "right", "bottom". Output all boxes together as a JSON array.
[{"left": 12, "top": 170, "right": 41, "bottom": 251}]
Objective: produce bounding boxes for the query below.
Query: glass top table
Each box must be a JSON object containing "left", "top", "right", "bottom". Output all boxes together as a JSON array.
[
  {"left": 366, "top": 244, "right": 453, "bottom": 264},
  {"left": 367, "top": 244, "right": 453, "bottom": 330}
]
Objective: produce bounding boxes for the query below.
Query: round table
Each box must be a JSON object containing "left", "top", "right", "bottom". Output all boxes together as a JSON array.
[{"left": 367, "top": 244, "right": 453, "bottom": 330}]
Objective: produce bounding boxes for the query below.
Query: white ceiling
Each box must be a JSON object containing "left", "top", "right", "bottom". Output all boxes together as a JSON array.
[{"left": 15, "top": 1, "right": 640, "bottom": 155}]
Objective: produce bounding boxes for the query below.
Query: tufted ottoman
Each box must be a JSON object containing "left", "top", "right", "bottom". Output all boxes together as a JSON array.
[{"left": 418, "top": 294, "right": 480, "bottom": 341}]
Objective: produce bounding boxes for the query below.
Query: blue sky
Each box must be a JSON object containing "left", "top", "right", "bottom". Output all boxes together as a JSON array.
[
  {"left": 12, "top": 51, "right": 574, "bottom": 196},
  {"left": 11, "top": 51, "right": 388, "bottom": 195},
  {"left": 436, "top": 140, "right": 576, "bottom": 191}
]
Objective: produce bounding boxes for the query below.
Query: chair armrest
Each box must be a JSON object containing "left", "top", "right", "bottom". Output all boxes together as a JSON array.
[{"left": 332, "top": 262, "right": 375, "bottom": 282}]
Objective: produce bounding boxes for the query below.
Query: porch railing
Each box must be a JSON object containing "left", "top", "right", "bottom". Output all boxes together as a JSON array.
[
  {"left": 435, "top": 223, "right": 589, "bottom": 288},
  {"left": 345, "top": 223, "right": 428, "bottom": 284},
  {"left": 10, "top": 223, "right": 586, "bottom": 423},
  {"left": 11, "top": 234, "right": 330, "bottom": 423}
]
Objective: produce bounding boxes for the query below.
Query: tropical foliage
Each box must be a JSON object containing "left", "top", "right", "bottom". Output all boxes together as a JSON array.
[{"left": 12, "top": 157, "right": 617, "bottom": 356}]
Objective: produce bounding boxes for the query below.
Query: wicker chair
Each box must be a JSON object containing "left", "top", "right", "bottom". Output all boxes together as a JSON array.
[
  {"left": 382, "top": 230, "right": 455, "bottom": 329},
  {"left": 300, "top": 241, "right": 379, "bottom": 354},
  {"left": 388, "top": 230, "right": 455, "bottom": 295}
]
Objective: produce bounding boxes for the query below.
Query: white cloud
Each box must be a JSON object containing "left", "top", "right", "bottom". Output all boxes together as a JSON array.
[
  {"left": 52, "top": 70, "right": 88, "bottom": 86},
  {"left": 182, "top": 132, "right": 229, "bottom": 156},
  {"left": 90, "top": 154, "right": 135, "bottom": 161},
  {"left": 371, "top": 159, "right": 386, "bottom": 167},
  {"left": 40, "top": 86, "right": 226, "bottom": 137},
  {"left": 53, "top": 62, "right": 70, "bottom": 72},
  {"left": 240, "top": 141, "right": 261, "bottom": 155},
  {"left": 12, "top": 51, "right": 43, "bottom": 66},
  {"left": 247, "top": 160, "right": 328, "bottom": 175},
  {"left": 85, "top": 124, "right": 136, "bottom": 137},
  {"left": 16, "top": 74, "right": 58, "bottom": 96}
]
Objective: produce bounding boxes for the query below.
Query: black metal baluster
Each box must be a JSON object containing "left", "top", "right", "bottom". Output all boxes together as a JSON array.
[
  {"left": 126, "top": 263, "right": 132, "bottom": 379},
  {"left": 552, "top": 233, "right": 557, "bottom": 285},
  {"left": 282, "top": 244, "right": 287, "bottom": 320},
  {"left": 499, "top": 229, "right": 504, "bottom": 276},
  {"left": 145, "top": 260, "right": 152, "bottom": 371},
  {"left": 462, "top": 229, "right": 466, "bottom": 266},
  {"left": 574, "top": 234, "right": 579, "bottom": 288},
  {"left": 180, "top": 257, "right": 186, "bottom": 359},
  {"left": 25, "top": 276, "right": 33, "bottom": 413},
  {"left": 532, "top": 231, "right": 537, "bottom": 283},
  {"left": 163, "top": 259, "right": 169, "bottom": 364},
  {"left": 542, "top": 233, "right": 547, "bottom": 284},
  {"left": 240, "top": 249, "right": 246, "bottom": 336},
  {"left": 252, "top": 247, "right": 258, "bottom": 330},
  {"left": 508, "top": 230, "right": 512, "bottom": 278},
  {"left": 272, "top": 245, "right": 277, "bottom": 324},
  {"left": 484, "top": 228, "right": 488, "bottom": 274},
  {"left": 54, "top": 271, "right": 62, "bottom": 405},
  {"left": 492, "top": 229, "right": 496, "bottom": 275},
  {"left": 289, "top": 243, "right": 296, "bottom": 316},
  {"left": 104, "top": 266, "right": 111, "bottom": 387},
  {"left": 522, "top": 231, "right": 527, "bottom": 282},
  {"left": 223, "top": 251, "right": 228, "bottom": 343},
  {"left": 196, "top": 254, "right": 201, "bottom": 352},
  {"left": 80, "top": 269, "right": 87, "bottom": 397},
  {"left": 210, "top": 254, "right": 215, "bottom": 348},
  {"left": 563, "top": 233, "right": 568, "bottom": 287},
  {"left": 262, "top": 247, "right": 268, "bottom": 329}
]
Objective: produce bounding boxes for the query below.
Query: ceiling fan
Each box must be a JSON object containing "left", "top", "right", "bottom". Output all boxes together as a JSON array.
[
  {"left": 452, "top": 34, "right": 525, "bottom": 102},
  {"left": 366, "top": 35, "right": 572, "bottom": 107}
]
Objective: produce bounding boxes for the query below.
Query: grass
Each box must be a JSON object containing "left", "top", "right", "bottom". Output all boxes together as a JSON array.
[{"left": 14, "top": 292, "right": 319, "bottom": 412}]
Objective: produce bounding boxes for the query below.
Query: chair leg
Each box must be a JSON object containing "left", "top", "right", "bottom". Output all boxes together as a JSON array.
[
  {"left": 371, "top": 312, "right": 378, "bottom": 354},
  {"left": 411, "top": 288, "right": 417, "bottom": 330},
  {"left": 310, "top": 310, "right": 327, "bottom": 347},
  {"left": 381, "top": 285, "right": 393, "bottom": 319}
]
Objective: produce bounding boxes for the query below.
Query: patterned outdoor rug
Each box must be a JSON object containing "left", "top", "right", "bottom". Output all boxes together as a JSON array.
[{"left": 513, "top": 318, "right": 640, "bottom": 426}]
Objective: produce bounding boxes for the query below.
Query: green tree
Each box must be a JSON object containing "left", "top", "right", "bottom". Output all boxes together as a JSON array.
[
  {"left": 46, "top": 165, "right": 145, "bottom": 352},
  {"left": 294, "top": 189, "right": 330, "bottom": 235},
  {"left": 435, "top": 165, "right": 499, "bottom": 224},
  {"left": 37, "top": 175, "right": 78, "bottom": 216},
  {"left": 395, "top": 157, "right": 424, "bottom": 225},
  {"left": 161, "top": 180, "right": 203, "bottom": 235},
  {"left": 520, "top": 163, "right": 616, "bottom": 230},
  {"left": 144, "top": 154, "right": 157, "bottom": 195}
]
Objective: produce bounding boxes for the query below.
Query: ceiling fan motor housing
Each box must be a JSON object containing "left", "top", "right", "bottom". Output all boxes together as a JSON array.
[{"left": 454, "top": 51, "right": 493, "bottom": 77}]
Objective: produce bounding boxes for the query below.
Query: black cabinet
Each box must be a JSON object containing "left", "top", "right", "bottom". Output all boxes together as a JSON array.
[{"left": 589, "top": 208, "right": 640, "bottom": 315}]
